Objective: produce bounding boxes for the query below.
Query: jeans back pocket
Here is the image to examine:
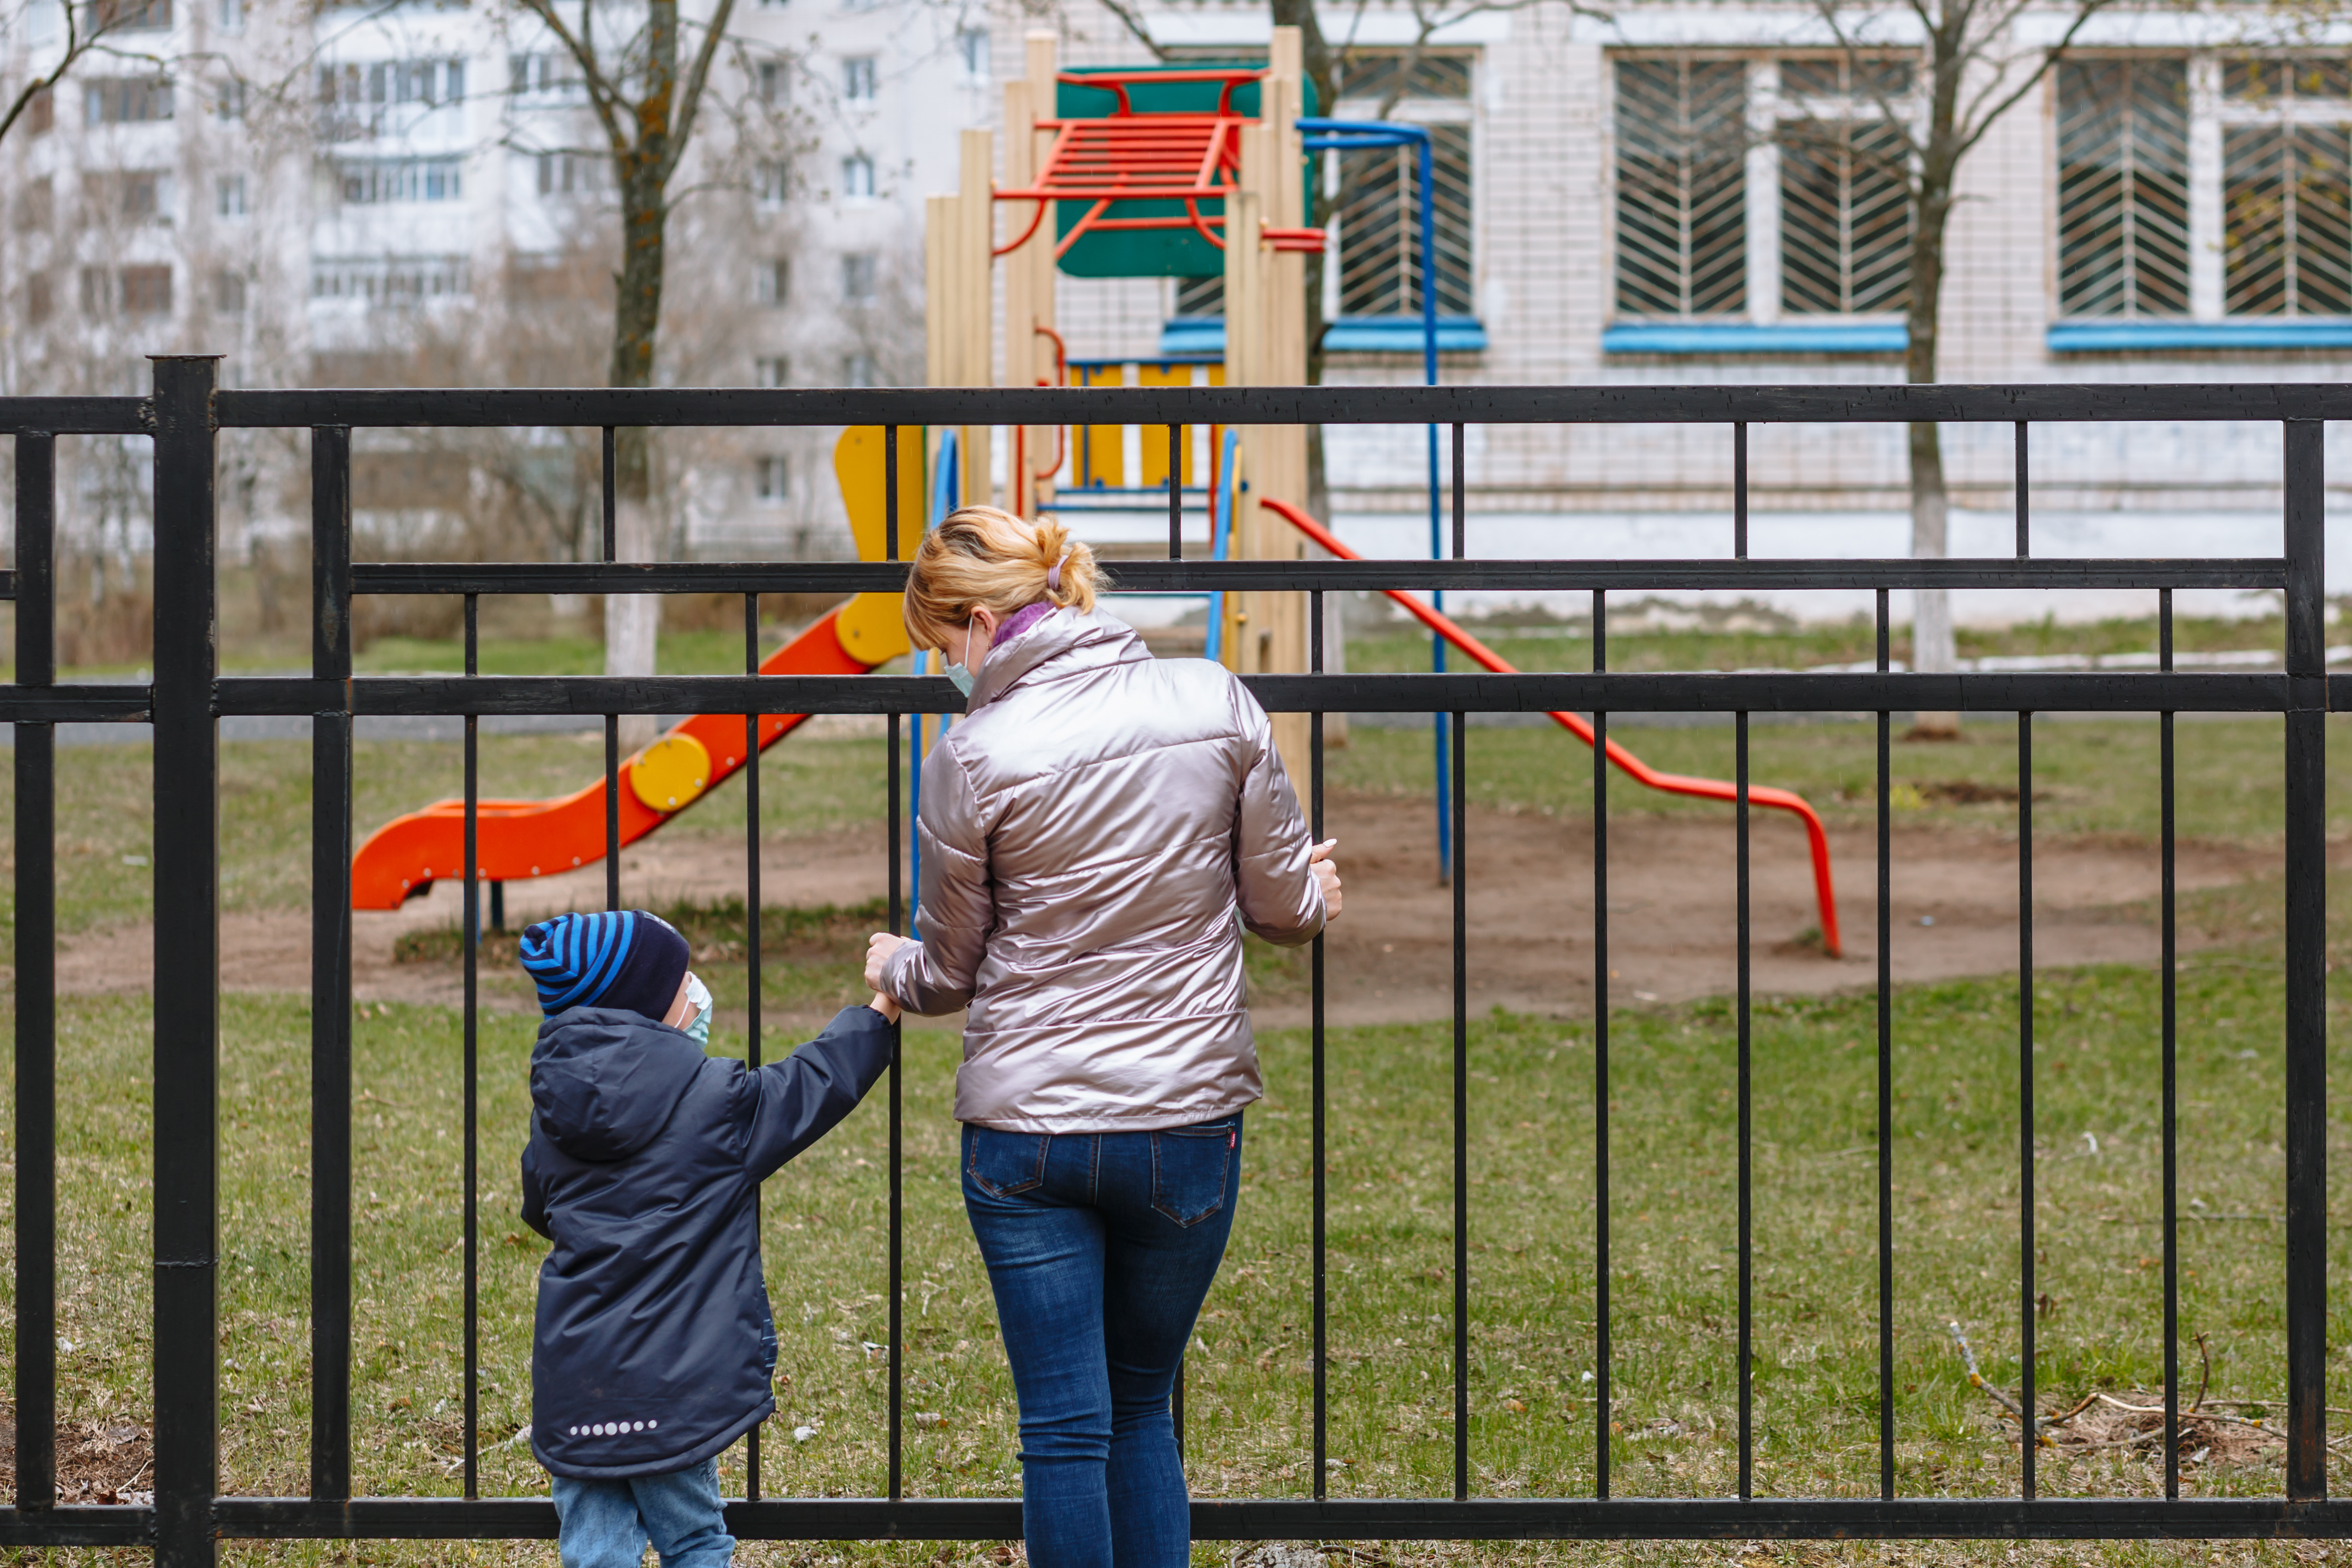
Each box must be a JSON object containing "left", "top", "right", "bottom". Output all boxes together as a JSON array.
[
  {"left": 965, "top": 1125, "right": 1050, "bottom": 1198},
  {"left": 1150, "top": 1120, "right": 1236, "bottom": 1227}
]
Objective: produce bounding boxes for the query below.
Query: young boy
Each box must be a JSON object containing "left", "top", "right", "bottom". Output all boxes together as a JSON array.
[{"left": 518, "top": 908, "right": 898, "bottom": 1568}]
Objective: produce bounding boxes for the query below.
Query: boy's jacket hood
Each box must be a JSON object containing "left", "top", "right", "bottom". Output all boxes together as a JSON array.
[{"left": 530, "top": 1007, "right": 705, "bottom": 1162}]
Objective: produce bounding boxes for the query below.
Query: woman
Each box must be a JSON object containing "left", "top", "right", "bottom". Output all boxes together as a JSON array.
[{"left": 864, "top": 505, "right": 1339, "bottom": 1568}]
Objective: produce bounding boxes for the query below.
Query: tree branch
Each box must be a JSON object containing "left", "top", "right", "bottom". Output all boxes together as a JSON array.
[
  {"left": 516, "top": 0, "right": 632, "bottom": 156},
  {"left": 662, "top": 0, "right": 739, "bottom": 184},
  {"left": 1949, "top": 0, "right": 2112, "bottom": 164},
  {"left": 1094, "top": 0, "right": 1170, "bottom": 61},
  {"left": 0, "top": 0, "right": 103, "bottom": 148}
]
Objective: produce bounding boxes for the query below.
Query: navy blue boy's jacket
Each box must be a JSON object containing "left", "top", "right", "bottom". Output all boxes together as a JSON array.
[{"left": 521, "top": 1003, "right": 893, "bottom": 1479}]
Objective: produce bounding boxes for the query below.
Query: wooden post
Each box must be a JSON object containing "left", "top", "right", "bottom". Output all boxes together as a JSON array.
[
  {"left": 1023, "top": 32, "right": 1061, "bottom": 512},
  {"left": 1005, "top": 77, "right": 1038, "bottom": 517},
  {"left": 958, "top": 128, "right": 995, "bottom": 508}
]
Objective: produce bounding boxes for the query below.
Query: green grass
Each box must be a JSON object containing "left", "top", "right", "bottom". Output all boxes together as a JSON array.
[
  {"left": 5, "top": 951, "right": 2350, "bottom": 1565},
  {"left": 3, "top": 733, "right": 893, "bottom": 941},
  {"left": 1332, "top": 717, "right": 2352, "bottom": 844},
  {"left": 1339, "top": 613, "right": 2289, "bottom": 677}
]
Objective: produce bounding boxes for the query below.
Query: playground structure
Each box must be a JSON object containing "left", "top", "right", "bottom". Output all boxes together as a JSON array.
[{"left": 351, "top": 25, "right": 1841, "bottom": 955}]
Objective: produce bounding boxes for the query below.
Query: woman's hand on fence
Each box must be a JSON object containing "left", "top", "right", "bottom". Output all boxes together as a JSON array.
[
  {"left": 865, "top": 932, "right": 911, "bottom": 994},
  {"left": 1309, "top": 838, "right": 1342, "bottom": 918}
]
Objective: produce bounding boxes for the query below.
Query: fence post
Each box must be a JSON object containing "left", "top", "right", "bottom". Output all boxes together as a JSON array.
[
  {"left": 151, "top": 355, "right": 221, "bottom": 1566},
  {"left": 310, "top": 426, "right": 354, "bottom": 1502},
  {"left": 2282, "top": 417, "right": 2327, "bottom": 1504},
  {"left": 14, "top": 432, "right": 58, "bottom": 1515}
]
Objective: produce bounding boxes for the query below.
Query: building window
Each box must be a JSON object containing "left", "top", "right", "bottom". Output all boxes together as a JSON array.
[
  {"left": 2056, "top": 58, "right": 2190, "bottom": 318},
  {"left": 121, "top": 265, "right": 173, "bottom": 314},
  {"left": 755, "top": 355, "right": 791, "bottom": 387},
  {"left": 755, "top": 159, "right": 789, "bottom": 208},
  {"left": 21, "top": 176, "right": 52, "bottom": 230},
  {"left": 27, "top": 86, "right": 52, "bottom": 134},
  {"left": 94, "top": 0, "right": 171, "bottom": 32},
  {"left": 536, "top": 152, "right": 603, "bottom": 195},
  {"left": 842, "top": 353, "right": 879, "bottom": 387},
  {"left": 216, "top": 172, "right": 245, "bottom": 217},
  {"left": 86, "top": 76, "right": 174, "bottom": 124},
  {"left": 510, "top": 53, "right": 581, "bottom": 99},
  {"left": 758, "top": 59, "right": 786, "bottom": 106},
  {"left": 26, "top": 273, "right": 53, "bottom": 325},
  {"left": 310, "top": 255, "right": 470, "bottom": 302},
  {"left": 116, "top": 171, "right": 173, "bottom": 224},
  {"left": 1175, "top": 276, "right": 1223, "bottom": 315},
  {"left": 959, "top": 29, "right": 988, "bottom": 80},
  {"left": 756, "top": 258, "right": 789, "bottom": 305},
  {"left": 1333, "top": 51, "right": 1475, "bottom": 320},
  {"left": 843, "top": 56, "right": 877, "bottom": 102},
  {"left": 842, "top": 251, "right": 877, "bottom": 301},
  {"left": 1779, "top": 125, "right": 1910, "bottom": 316},
  {"left": 338, "top": 159, "right": 465, "bottom": 204},
  {"left": 214, "top": 75, "right": 245, "bottom": 120},
  {"left": 216, "top": 0, "right": 243, "bottom": 32},
  {"left": 841, "top": 154, "right": 875, "bottom": 198},
  {"left": 1610, "top": 54, "right": 1916, "bottom": 325},
  {"left": 1613, "top": 57, "right": 1747, "bottom": 317},
  {"left": 2057, "top": 53, "right": 2352, "bottom": 321},
  {"left": 214, "top": 268, "right": 246, "bottom": 314},
  {"left": 755, "top": 455, "right": 790, "bottom": 503},
  {"left": 1334, "top": 125, "right": 1473, "bottom": 316}
]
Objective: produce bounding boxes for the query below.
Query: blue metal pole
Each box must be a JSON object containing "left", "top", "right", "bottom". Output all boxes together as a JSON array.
[
  {"left": 1417, "top": 129, "right": 1448, "bottom": 884},
  {"left": 1207, "top": 426, "right": 1240, "bottom": 665}
]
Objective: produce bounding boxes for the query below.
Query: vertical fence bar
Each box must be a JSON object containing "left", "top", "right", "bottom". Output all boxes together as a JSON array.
[
  {"left": 1452, "top": 423, "right": 1466, "bottom": 559},
  {"left": 2282, "top": 417, "right": 2328, "bottom": 1500},
  {"left": 309, "top": 426, "right": 354, "bottom": 1502},
  {"left": 885, "top": 450, "right": 907, "bottom": 1503},
  {"left": 1733, "top": 424, "right": 1748, "bottom": 560},
  {"left": 1310, "top": 589, "right": 1329, "bottom": 1501},
  {"left": 1875, "top": 588, "right": 1894, "bottom": 1501},
  {"left": 2015, "top": 423, "right": 2030, "bottom": 558},
  {"left": 745, "top": 592, "right": 763, "bottom": 1501},
  {"left": 1452, "top": 705, "right": 1469, "bottom": 1501},
  {"left": 1592, "top": 587, "right": 1610, "bottom": 1501},
  {"left": 461, "top": 595, "right": 480, "bottom": 1498},
  {"left": 13, "top": 432, "right": 57, "bottom": 1515},
  {"left": 2019, "top": 711, "right": 2036, "bottom": 1501},
  {"left": 2159, "top": 588, "right": 2179, "bottom": 1500},
  {"left": 152, "top": 354, "right": 221, "bottom": 1568},
  {"left": 1167, "top": 424, "right": 1182, "bottom": 559},
  {"left": 1736, "top": 710, "right": 1753, "bottom": 1500},
  {"left": 606, "top": 415, "right": 632, "bottom": 938}
]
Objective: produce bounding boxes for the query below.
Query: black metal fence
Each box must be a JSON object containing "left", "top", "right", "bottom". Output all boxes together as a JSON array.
[{"left": 4, "top": 361, "right": 2349, "bottom": 1561}]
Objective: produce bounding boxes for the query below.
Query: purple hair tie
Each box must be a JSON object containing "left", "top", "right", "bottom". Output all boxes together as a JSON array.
[{"left": 1046, "top": 550, "right": 1072, "bottom": 592}]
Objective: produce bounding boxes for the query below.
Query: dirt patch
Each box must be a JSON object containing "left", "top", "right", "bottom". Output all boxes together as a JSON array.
[
  {"left": 0, "top": 1407, "right": 155, "bottom": 1506},
  {"left": 50, "top": 795, "right": 2277, "bottom": 1027}
]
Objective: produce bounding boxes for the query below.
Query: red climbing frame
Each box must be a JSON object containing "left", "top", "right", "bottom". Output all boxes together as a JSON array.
[{"left": 995, "top": 67, "right": 1325, "bottom": 259}]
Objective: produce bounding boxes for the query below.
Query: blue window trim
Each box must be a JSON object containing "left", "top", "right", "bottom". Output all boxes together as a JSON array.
[
  {"left": 1603, "top": 321, "right": 1907, "bottom": 356},
  {"left": 1157, "top": 315, "right": 1488, "bottom": 357},
  {"left": 2047, "top": 319, "right": 2352, "bottom": 352}
]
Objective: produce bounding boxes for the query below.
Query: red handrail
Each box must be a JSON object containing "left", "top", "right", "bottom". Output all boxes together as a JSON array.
[{"left": 1258, "top": 496, "right": 1843, "bottom": 958}]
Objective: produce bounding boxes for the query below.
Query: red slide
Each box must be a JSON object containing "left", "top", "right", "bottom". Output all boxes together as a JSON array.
[
  {"left": 1259, "top": 497, "right": 1842, "bottom": 958},
  {"left": 349, "top": 610, "right": 874, "bottom": 910}
]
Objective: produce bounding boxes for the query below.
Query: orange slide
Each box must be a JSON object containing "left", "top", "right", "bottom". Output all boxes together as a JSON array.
[
  {"left": 1259, "top": 497, "right": 1842, "bottom": 958},
  {"left": 349, "top": 426, "right": 926, "bottom": 911}
]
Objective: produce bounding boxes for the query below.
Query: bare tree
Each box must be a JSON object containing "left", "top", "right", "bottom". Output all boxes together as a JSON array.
[
  {"left": 513, "top": 0, "right": 741, "bottom": 696},
  {"left": 1801, "top": 0, "right": 2112, "bottom": 734},
  {"left": 0, "top": 0, "right": 155, "bottom": 147}
]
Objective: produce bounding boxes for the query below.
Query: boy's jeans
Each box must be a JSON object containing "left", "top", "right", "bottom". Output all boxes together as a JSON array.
[
  {"left": 551, "top": 1456, "right": 734, "bottom": 1568},
  {"left": 961, "top": 1111, "right": 1243, "bottom": 1568}
]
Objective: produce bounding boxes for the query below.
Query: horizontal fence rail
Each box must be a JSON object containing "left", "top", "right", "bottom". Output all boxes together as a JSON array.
[{"left": 3, "top": 364, "right": 2341, "bottom": 1562}]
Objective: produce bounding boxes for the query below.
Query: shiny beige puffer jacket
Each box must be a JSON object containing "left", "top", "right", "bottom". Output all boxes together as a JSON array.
[{"left": 878, "top": 607, "right": 1325, "bottom": 1133}]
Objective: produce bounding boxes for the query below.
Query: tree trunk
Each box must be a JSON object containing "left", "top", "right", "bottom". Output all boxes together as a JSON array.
[
  {"left": 1905, "top": 171, "right": 1959, "bottom": 739},
  {"left": 605, "top": 157, "right": 666, "bottom": 744}
]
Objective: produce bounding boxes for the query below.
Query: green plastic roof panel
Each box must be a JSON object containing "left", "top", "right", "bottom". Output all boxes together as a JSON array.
[{"left": 1051, "top": 62, "right": 1316, "bottom": 280}]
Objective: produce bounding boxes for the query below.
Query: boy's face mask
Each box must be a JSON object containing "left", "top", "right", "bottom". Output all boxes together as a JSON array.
[{"left": 681, "top": 972, "right": 712, "bottom": 1046}]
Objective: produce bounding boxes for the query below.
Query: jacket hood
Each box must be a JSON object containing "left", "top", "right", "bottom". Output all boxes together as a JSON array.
[
  {"left": 966, "top": 607, "right": 1149, "bottom": 711},
  {"left": 530, "top": 1007, "right": 707, "bottom": 1162}
]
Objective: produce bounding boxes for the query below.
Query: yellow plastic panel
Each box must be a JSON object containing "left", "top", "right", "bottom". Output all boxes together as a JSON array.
[
  {"left": 833, "top": 425, "right": 928, "bottom": 564},
  {"left": 1138, "top": 363, "right": 1196, "bottom": 487},
  {"left": 836, "top": 591, "right": 912, "bottom": 664},
  {"left": 1072, "top": 364, "right": 1124, "bottom": 489},
  {"left": 630, "top": 733, "right": 713, "bottom": 813}
]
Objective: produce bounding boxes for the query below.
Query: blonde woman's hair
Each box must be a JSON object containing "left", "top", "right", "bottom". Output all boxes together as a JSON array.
[{"left": 902, "top": 506, "right": 1101, "bottom": 652}]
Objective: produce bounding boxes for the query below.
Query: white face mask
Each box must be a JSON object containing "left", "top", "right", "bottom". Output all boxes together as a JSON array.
[
  {"left": 681, "top": 972, "right": 712, "bottom": 1046},
  {"left": 943, "top": 659, "right": 976, "bottom": 698}
]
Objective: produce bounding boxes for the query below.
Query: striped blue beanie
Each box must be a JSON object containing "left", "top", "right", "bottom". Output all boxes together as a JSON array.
[{"left": 519, "top": 910, "right": 691, "bottom": 1020}]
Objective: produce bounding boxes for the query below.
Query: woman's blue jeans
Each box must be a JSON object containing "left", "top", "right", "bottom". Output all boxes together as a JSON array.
[{"left": 962, "top": 1111, "right": 1243, "bottom": 1568}]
